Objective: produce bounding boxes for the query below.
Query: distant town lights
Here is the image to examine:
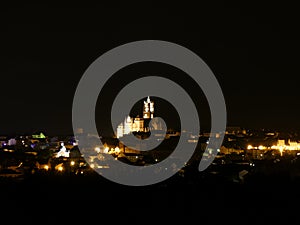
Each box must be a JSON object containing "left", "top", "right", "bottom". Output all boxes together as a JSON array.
[{"left": 247, "top": 139, "right": 300, "bottom": 152}]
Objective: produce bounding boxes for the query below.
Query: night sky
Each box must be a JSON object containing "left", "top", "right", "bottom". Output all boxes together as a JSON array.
[{"left": 1, "top": 3, "right": 300, "bottom": 136}]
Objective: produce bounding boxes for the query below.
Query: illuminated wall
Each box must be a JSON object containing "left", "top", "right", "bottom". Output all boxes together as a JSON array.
[
  {"left": 132, "top": 117, "right": 144, "bottom": 132},
  {"left": 116, "top": 116, "right": 145, "bottom": 138}
]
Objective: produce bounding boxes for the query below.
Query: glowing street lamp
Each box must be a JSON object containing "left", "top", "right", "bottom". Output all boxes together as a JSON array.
[
  {"left": 104, "top": 147, "right": 109, "bottom": 154},
  {"left": 94, "top": 147, "right": 101, "bottom": 153},
  {"left": 58, "top": 166, "right": 63, "bottom": 172},
  {"left": 115, "top": 147, "right": 120, "bottom": 154}
]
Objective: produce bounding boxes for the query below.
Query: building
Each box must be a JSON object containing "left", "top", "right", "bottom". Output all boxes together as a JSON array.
[
  {"left": 143, "top": 96, "right": 154, "bottom": 119},
  {"left": 132, "top": 116, "right": 144, "bottom": 132},
  {"left": 116, "top": 96, "right": 155, "bottom": 138},
  {"left": 55, "top": 142, "right": 70, "bottom": 158},
  {"left": 225, "top": 126, "right": 246, "bottom": 135},
  {"left": 117, "top": 116, "right": 146, "bottom": 138}
]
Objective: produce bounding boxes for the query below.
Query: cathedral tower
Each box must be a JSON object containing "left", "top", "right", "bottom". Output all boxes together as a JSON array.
[{"left": 143, "top": 96, "right": 154, "bottom": 119}]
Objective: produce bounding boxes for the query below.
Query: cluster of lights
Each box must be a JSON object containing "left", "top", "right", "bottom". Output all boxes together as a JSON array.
[
  {"left": 247, "top": 140, "right": 300, "bottom": 157},
  {"left": 94, "top": 146, "right": 119, "bottom": 155},
  {"left": 38, "top": 146, "right": 120, "bottom": 174},
  {"left": 248, "top": 142, "right": 300, "bottom": 151},
  {"left": 247, "top": 145, "right": 267, "bottom": 150}
]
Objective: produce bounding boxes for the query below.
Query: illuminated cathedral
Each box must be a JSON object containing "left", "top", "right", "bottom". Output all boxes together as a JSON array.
[{"left": 116, "top": 96, "right": 155, "bottom": 138}]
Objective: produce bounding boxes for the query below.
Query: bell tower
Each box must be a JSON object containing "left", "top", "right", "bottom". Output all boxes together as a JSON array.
[{"left": 143, "top": 96, "right": 154, "bottom": 119}]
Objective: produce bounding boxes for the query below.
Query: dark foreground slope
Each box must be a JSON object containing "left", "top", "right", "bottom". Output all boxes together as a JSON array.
[{"left": 1, "top": 167, "right": 300, "bottom": 225}]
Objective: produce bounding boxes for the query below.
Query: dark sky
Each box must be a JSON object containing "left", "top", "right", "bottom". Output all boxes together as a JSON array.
[{"left": 1, "top": 3, "right": 300, "bottom": 136}]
